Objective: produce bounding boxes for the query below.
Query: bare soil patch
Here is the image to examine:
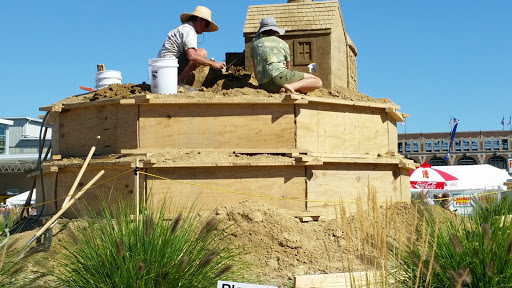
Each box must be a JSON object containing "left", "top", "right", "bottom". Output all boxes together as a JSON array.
[{"left": 10, "top": 201, "right": 417, "bottom": 287}]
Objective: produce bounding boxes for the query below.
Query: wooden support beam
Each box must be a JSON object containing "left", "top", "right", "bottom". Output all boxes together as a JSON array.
[
  {"left": 385, "top": 107, "right": 405, "bottom": 122},
  {"left": 295, "top": 155, "right": 399, "bottom": 165},
  {"left": 121, "top": 148, "right": 310, "bottom": 156},
  {"left": 297, "top": 95, "right": 400, "bottom": 109},
  {"left": 139, "top": 160, "right": 296, "bottom": 168},
  {"left": 97, "top": 64, "right": 105, "bottom": 72}
]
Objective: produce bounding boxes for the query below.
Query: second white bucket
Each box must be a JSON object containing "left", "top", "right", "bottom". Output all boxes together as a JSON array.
[
  {"left": 95, "top": 70, "right": 122, "bottom": 89},
  {"left": 148, "top": 58, "right": 179, "bottom": 94}
]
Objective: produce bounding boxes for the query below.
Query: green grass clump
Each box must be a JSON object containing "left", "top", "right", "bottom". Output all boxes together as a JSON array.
[
  {"left": 392, "top": 194, "right": 512, "bottom": 287},
  {"left": 54, "top": 201, "right": 246, "bottom": 288}
]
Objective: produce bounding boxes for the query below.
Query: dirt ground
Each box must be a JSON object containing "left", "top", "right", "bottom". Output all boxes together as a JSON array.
[{"left": 8, "top": 200, "right": 416, "bottom": 288}]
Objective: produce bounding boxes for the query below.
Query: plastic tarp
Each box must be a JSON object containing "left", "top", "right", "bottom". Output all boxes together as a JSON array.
[{"left": 5, "top": 191, "right": 36, "bottom": 208}]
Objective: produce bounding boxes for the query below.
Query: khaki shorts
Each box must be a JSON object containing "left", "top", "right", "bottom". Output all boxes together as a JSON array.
[{"left": 259, "top": 70, "right": 304, "bottom": 93}]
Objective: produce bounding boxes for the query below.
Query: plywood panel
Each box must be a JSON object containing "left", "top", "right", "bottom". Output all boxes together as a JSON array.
[
  {"left": 306, "top": 164, "right": 407, "bottom": 214},
  {"left": 296, "top": 103, "right": 390, "bottom": 154},
  {"left": 387, "top": 117, "right": 398, "bottom": 153},
  {"left": 58, "top": 105, "right": 138, "bottom": 157},
  {"left": 139, "top": 104, "right": 295, "bottom": 149},
  {"left": 40, "top": 165, "right": 137, "bottom": 218},
  {"left": 146, "top": 166, "right": 306, "bottom": 213}
]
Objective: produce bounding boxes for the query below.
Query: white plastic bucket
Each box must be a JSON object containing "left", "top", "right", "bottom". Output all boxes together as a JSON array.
[
  {"left": 148, "top": 58, "right": 179, "bottom": 94},
  {"left": 95, "top": 70, "right": 122, "bottom": 89}
]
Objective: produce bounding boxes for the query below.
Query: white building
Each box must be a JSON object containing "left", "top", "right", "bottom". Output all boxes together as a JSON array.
[{"left": 0, "top": 117, "right": 51, "bottom": 199}]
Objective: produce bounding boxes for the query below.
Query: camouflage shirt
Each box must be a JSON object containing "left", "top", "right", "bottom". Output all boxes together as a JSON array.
[{"left": 250, "top": 35, "right": 290, "bottom": 84}]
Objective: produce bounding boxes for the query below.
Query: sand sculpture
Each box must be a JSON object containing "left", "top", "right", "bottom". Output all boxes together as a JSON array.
[{"left": 34, "top": 0, "right": 413, "bottom": 218}]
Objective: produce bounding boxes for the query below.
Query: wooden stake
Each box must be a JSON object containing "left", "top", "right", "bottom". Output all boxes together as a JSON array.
[
  {"left": 135, "top": 158, "right": 140, "bottom": 221},
  {"left": 19, "top": 170, "right": 105, "bottom": 258},
  {"left": 97, "top": 64, "right": 105, "bottom": 72}
]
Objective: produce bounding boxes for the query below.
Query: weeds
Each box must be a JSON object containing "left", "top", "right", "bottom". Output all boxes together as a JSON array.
[{"left": 54, "top": 200, "right": 247, "bottom": 287}]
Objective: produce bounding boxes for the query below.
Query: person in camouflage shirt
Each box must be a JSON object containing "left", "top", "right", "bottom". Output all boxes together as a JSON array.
[{"left": 250, "top": 18, "right": 322, "bottom": 94}]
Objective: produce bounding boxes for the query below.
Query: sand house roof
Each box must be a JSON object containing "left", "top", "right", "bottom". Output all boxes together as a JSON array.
[{"left": 243, "top": 0, "right": 344, "bottom": 35}]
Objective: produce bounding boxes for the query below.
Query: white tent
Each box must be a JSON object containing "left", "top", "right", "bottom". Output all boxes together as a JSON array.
[
  {"left": 411, "top": 163, "right": 510, "bottom": 192},
  {"left": 6, "top": 191, "right": 36, "bottom": 208},
  {"left": 431, "top": 164, "right": 510, "bottom": 191},
  {"left": 411, "top": 164, "right": 511, "bottom": 216}
]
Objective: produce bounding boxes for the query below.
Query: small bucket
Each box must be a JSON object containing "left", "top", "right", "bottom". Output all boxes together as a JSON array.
[
  {"left": 148, "top": 58, "right": 179, "bottom": 94},
  {"left": 95, "top": 70, "right": 122, "bottom": 89}
]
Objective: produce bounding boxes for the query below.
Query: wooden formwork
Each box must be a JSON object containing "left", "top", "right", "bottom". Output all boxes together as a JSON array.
[{"left": 38, "top": 93, "right": 413, "bottom": 217}]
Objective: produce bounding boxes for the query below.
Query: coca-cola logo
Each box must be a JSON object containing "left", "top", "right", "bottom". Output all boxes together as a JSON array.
[{"left": 412, "top": 181, "right": 444, "bottom": 189}]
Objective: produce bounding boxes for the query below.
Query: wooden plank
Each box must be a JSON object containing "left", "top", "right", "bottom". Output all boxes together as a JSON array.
[
  {"left": 294, "top": 271, "right": 391, "bottom": 288},
  {"left": 297, "top": 95, "right": 400, "bottom": 109},
  {"left": 55, "top": 94, "right": 151, "bottom": 110},
  {"left": 121, "top": 148, "right": 310, "bottom": 155},
  {"left": 399, "top": 159, "right": 417, "bottom": 170},
  {"left": 386, "top": 113, "right": 398, "bottom": 153},
  {"left": 296, "top": 155, "right": 399, "bottom": 164},
  {"left": 147, "top": 166, "right": 306, "bottom": 213},
  {"left": 141, "top": 161, "right": 296, "bottom": 168},
  {"left": 305, "top": 164, "right": 408, "bottom": 214},
  {"left": 143, "top": 98, "right": 306, "bottom": 105},
  {"left": 51, "top": 113, "right": 61, "bottom": 155},
  {"left": 296, "top": 102, "right": 391, "bottom": 155},
  {"left": 385, "top": 107, "right": 404, "bottom": 122},
  {"left": 139, "top": 104, "right": 295, "bottom": 150},
  {"left": 57, "top": 104, "right": 138, "bottom": 157},
  {"left": 39, "top": 104, "right": 62, "bottom": 112},
  {"left": 40, "top": 165, "right": 135, "bottom": 218}
]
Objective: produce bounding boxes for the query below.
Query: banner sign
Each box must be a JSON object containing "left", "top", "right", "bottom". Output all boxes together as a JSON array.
[
  {"left": 217, "top": 281, "right": 277, "bottom": 288},
  {"left": 453, "top": 195, "right": 471, "bottom": 207}
]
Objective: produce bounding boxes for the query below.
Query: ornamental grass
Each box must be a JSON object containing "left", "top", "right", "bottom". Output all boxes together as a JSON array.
[{"left": 54, "top": 200, "right": 247, "bottom": 288}]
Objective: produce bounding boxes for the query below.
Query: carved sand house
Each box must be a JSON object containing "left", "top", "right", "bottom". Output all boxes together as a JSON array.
[
  {"left": 34, "top": 1, "right": 413, "bottom": 219},
  {"left": 244, "top": 0, "right": 358, "bottom": 90}
]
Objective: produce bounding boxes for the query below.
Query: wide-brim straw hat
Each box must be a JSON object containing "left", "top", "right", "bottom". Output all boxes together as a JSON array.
[
  {"left": 256, "top": 17, "right": 285, "bottom": 36},
  {"left": 180, "top": 6, "right": 218, "bottom": 32}
]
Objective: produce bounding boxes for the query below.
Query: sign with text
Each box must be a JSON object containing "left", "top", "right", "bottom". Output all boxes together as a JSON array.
[
  {"left": 217, "top": 281, "right": 277, "bottom": 288},
  {"left": 453, "top": 195, "right": 471, "bottom": 207}
]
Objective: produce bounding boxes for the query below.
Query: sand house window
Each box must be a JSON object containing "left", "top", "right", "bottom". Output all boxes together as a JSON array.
[{"left": 294, "top": 39, "right": 313, "bottom": 65}]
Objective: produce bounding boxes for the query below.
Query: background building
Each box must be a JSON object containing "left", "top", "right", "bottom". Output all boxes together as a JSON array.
[
  {"left": 0, "top": 117, "right": 51, "bottom": 200},
  {"left": 398, "top": 130, "right": 511, "bottom": 169}
]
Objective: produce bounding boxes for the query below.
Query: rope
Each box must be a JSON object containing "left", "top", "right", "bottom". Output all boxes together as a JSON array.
[{"left": 24, "top": 167, "right": 512, "bottom": 209}]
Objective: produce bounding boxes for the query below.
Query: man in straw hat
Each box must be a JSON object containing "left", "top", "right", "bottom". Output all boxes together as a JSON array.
[
  {"left": 157, "top": 6, "right": 225, "bottom": 85},
  {"left": 250, "top": 17, "right": 322, "bottom": 94}
]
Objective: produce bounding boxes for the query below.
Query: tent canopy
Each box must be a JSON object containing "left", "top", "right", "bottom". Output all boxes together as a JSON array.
[
  {"left": 5, "top": 191, "right": 36, "bottom": 208},
  {"left": 411, "top": 163, "right": 510, "bottom": 191}
]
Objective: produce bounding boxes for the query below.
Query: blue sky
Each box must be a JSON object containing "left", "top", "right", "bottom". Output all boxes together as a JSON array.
[{"left": 1, "top": 0, "right": 510, "bottom": 133}]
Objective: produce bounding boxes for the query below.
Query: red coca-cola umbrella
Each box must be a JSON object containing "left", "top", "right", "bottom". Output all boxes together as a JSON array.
[{"left": 409, "top": 162, "right": 458, "bottom": 190}]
